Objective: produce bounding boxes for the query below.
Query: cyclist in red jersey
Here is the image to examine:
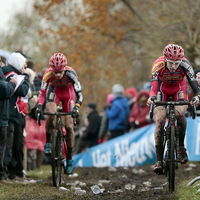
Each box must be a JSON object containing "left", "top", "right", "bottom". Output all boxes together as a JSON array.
[
  {"left": 146, "top": 44, "right": 200, "bottom": 174},
  {"left": 35, "top": 53, "right": 83, "bottom": 174}
]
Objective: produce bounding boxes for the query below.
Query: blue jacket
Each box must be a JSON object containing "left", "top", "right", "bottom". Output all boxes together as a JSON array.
[{"left": 105, "top": 96, "right": 130, "bottom": 131}]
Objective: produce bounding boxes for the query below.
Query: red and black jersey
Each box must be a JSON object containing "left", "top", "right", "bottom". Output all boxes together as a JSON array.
[
  {"left": 150, "top": 56, "right": 200, "bottom": 98},
  {"left": 37, "top": 66, "right": 83, "bottom": 107}
]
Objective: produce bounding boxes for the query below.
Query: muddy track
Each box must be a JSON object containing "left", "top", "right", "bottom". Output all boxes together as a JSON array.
[{"left": 56, "top": 162, "right": 200, "bottom": 200}]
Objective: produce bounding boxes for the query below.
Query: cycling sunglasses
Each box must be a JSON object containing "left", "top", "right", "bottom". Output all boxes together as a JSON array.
[{"left": 166, "top": 59, "right": 182, "bottom": 66}]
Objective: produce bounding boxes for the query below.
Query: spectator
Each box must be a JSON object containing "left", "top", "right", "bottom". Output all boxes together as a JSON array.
[
  {"left": 137, "top": 85, "right": 144, "bottom": 92},
  {"left": 81, "top": 103, "right": 101, "bottom": 148},
  {"left": 195, "top": 70, "right": 200, "bottom": 87},
  {"left": 24, "top": 67, "right": 45, "bottom": 171},
  {"left": 33, "top": 68, "right": 48, "bottom": 94},
  {"left": 143, "top": 81, "right": 151, "bottom": 91},
  {"left": 187, "top": 69, "right": 200, "bottom": 116},
  {"left": 26, "top": 60, "right": 34, "bottom": 71},
  {"left": 73, "top": 117, "right": 88, "bottom": 155},
  {"left": 26, "top": 67, "right": 38, "bottom": 113},
  {"left": 98, "top": 93, "right": 114, "bottom": 144},
  {"left": 0, "top": 64, "right": 17, "bottom": 184},
  {"left": 0, "top": 56, "right": 6, "bottom": 67},
  {"left": 129, "top": 89, "right": 154, "bottom": 130},
  {"left": 24, "top": 108, "right": 46, "bottom": 170},
  {"left": 14, "top": 53, "right": 33, "bottom": 178},
  {"left": 124, "top": 87, "right": 137, "bottom": 132},
  {"left": 26, "top": 61, "right": 36, "bottom": 92},
  {"left": 2, "top": 52, "right": 30, "bottom": 181},
  {"left": 124, "top": 87, "right": 137, "bottom": 109},
  {"left": 106, "top": 84, "right": 130, "bottom": 139}
]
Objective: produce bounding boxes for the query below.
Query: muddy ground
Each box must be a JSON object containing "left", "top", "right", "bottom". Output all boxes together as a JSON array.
[{"left": 52, "top": 162, "right": 200, "bottom": 200}]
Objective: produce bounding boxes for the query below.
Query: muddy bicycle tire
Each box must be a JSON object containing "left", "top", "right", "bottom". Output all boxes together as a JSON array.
[
  {"left": 51, "top": 131, "right": 63, "bottom": 187},
  {"left": 168, "top": 125, "right": 175, "bottom": 192}
]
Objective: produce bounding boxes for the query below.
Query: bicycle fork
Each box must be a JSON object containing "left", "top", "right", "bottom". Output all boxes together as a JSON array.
[{"left": 175, "top": 127, "right": 179, "bottom": 166}]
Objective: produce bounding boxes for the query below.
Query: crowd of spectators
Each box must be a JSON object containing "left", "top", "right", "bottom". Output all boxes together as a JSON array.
[
  {"left": 0, "top": 53, "right": 46, "bottom": 184},
  {"left": 73, "top": 81, "right": 154, "bottom": 155}
]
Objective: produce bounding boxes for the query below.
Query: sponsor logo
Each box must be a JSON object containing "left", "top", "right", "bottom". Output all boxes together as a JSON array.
[
  {"left": 179, "top": 91, "right": 184, "bottom": 99},
  {"left": 70, "top": 100, "right": 75, "bottom": 111},
  {"left": 152, "top": 61, "right": 165, "bottom": 74},
  {"left": 43, "top": 71, "right": 54, "bottom": 82},
  {"left": 49, "top": 92, "right": 55, "bottom": 100}
]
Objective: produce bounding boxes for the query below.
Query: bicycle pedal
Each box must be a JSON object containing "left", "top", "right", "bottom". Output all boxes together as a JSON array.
[
  {"left": 44, "top": 152, "right": 51, "bottom": 155},
  {"left": 155, "top": 168, "right": 164, "bottom": 175},
  {"left": 156, "top": 171, "right": 164, "bottom": 175},
  {"left": 180, "top": 161, "right": 187, "bottom": 165}
]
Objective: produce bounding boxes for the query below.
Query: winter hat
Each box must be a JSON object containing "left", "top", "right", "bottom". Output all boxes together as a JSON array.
[
  {"left": 8, "top": 53, "right": 26, "bottom": 71},
  {"left": 15, "top": 50, "right": 31, "bottom": 59},
  {"left": 143, "top": 81, "right": 151, "bottom": 90},
  {"left": 137, "top": 89, "right": 150, "bottom": 101},
  {"left": 87, "top": 102, "right": 96, "bottom": 110},
  {"left": 124, "top": 87, "right": 137, "bottom": 99},
  {"left": 112, "top": 84, "right": 124, "bottom": 99},
  {"left": 106, "top": 93, "right": 114, "bottom": 105}
]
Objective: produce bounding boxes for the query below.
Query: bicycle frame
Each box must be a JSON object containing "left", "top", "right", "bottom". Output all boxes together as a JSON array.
[
  {"left": 43, "top": 111, "right": 72, "bottom": 187},
  {"left": 163, "top": 102, "right": 179, "bottom": 192},
  {"left": 150, "top": 100, "right": 196, "bottom": 192}
]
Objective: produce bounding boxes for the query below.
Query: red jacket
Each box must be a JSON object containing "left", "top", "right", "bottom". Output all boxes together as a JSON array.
[{"left": 129, "top": 90, "right": 153, "bottom": 128}]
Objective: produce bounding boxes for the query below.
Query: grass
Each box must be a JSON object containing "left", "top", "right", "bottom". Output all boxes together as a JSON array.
[
  {"left": 26, "top": 165, "right": 52, "bottom": 179},
  {"left": 172, "top": 162, "right": 200, "bottom": 200},
  {"left": 173, "top": 180, "right": 200, "bottom": 200},
  {"left": 0, "top": 165, "right": 76, "bottom": 200}
]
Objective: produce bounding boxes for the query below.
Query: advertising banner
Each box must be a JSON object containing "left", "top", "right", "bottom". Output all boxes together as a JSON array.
[
  {"left": 73, "top": 124, "right": 156, "bottom": 167},
  {"left": 73, "top": 117, "right": 200, "bottom": 167}
]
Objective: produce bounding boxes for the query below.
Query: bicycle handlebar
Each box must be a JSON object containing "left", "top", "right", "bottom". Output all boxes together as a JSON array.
[
  {"left": 36, "top": 111, "right": 77, "bottom": 126},
  {"left": 43, "top": 111, "right": 72, "bottom": 116},
  {"left": 153, "top": 101, "right": 191, "bottom": 106},
  {"left": 149, "top": 101, "right": 197, "bottom": 120},
  {"left": 149, "top": 104, "right": 154, "bottom": 119},
  {"left": 36, "top": 113, "right": 41, "bottom": 126}
]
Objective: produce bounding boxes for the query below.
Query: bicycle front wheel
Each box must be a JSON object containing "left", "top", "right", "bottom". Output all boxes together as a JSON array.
[
  {"left": 51, "top": 131, "right": 63, "bottom": 187},
  {"left": 168, "top": 125, "right": 175, "bottom": 192}
]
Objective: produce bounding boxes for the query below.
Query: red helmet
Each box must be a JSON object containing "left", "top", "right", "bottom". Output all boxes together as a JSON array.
[
  {"left": 163, "top": 44, "right": 184, "bottom": 61},
  {"left": 49, "top": 53, "right": 67, "bottom": 72}
]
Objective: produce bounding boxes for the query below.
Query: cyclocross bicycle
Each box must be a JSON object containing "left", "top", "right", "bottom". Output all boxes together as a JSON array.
[
  {"left": 150, "top": 98, "right": 196, "bottom": 192},
  {"left": 37, "top": 107, "right": 76, "bottom": 187}
]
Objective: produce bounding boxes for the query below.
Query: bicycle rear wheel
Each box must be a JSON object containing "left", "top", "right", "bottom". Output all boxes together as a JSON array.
[
  {"left": 167, "top": 125, "right": 175, "bottom": 192},
  {"left": 51, "top": 131, "right": 63, "bottom": 187}
]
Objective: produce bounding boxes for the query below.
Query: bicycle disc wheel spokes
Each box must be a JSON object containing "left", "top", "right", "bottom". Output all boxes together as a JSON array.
[{"left": 51, "top": 132, "right": 63, "bottom": 187}]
